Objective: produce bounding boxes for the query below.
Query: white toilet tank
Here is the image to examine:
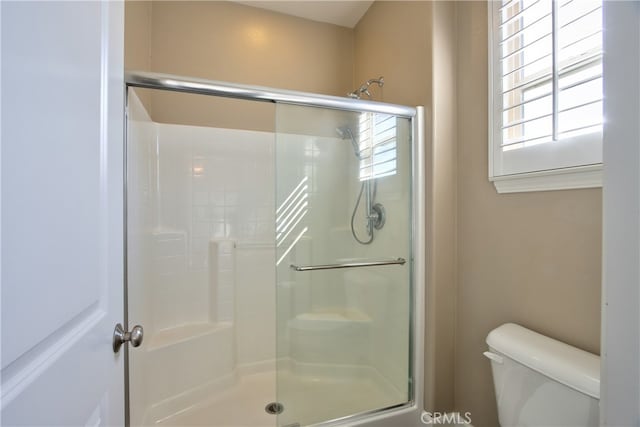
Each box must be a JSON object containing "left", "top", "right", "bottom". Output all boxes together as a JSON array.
[{"left": 484, "top": 323, "right": 600, "bottom": 427}]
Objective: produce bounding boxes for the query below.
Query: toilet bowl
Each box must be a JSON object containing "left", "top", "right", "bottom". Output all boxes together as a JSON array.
[{"left": 484, "top": 323, "right": 600, "bottom": 427}]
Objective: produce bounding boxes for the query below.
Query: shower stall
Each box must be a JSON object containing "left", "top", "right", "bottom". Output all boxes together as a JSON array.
[{"left": 124, "top": 71, "right": 425, "bottom": 427}]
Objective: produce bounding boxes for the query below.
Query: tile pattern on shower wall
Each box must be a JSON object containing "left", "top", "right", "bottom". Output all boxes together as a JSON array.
[
  {"left": 155, "top": 124, "right": 275, "bottom": 330},
  {"left": 151, "top": 230, "right": 191, "bottom": 331},
  {"left": 186, "top": 125, "right": 275, "bottom": 271}
]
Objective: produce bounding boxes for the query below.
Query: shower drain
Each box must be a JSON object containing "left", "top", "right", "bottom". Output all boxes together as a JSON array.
[{"left": 265, "top": 402, "right": 284, "bottom": 415}]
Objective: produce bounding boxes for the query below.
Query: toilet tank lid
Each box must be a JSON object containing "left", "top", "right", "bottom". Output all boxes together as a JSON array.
[{"left": 486, "top": 323, "right": 600, "bottom": 399}]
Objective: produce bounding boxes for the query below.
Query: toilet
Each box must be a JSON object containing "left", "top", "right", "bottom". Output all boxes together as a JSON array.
[{"left": 484, "top": 323, "right": 600, "bottom": 426}]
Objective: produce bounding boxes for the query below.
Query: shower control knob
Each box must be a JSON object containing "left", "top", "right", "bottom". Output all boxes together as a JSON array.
[
  {"left": 112, "top": 323, "right": 144, "bottom": 353},
  {"left": 371, "top": 203, "right": 386, "bottom": 230}
]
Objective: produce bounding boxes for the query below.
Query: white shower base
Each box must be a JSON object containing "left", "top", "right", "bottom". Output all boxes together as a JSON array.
[{"left": 147, "top": 367, "right": 403, "bottom": 427}]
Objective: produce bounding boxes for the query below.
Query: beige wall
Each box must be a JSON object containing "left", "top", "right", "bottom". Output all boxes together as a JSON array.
[
  {"left": 124, "top": 1, "right": 152, "bottom": 109},
  {"left": 429, "top": 1, "right": 458, "bottom": 413},
  {"left": 124, "top": 1, "right": 151, "bottom": 73},
  {"left": 354, "top": 1, "right": 459, "bottom": 413},
  {"left": 354, "top": 1, "right": 432, "bottom": 107},
  {"left": 149, "top": 1, "right": 353, "bottom": 95},
  {"left": 454, "top": 2, "right": 602, "bottom": 426},
  {"left": 125, "top": 1, "right": 354, "bottom": 130}
]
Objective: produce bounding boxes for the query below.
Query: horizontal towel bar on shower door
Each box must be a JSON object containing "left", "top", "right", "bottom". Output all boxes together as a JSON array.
[{"left": 290, "top": 257, "right": 406, "bottom": 272}]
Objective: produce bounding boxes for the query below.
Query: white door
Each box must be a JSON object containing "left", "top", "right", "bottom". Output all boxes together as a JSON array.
[
  {"left": 601, "top": 1, "right": 640, "bottom": 425},
  {"left": 1, "top": 1, "right": 125, "bottom": 425}
]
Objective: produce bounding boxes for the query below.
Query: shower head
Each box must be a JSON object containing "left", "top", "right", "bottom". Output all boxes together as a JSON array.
[
  {"left": 336, "top": 127, "right": 361, "bottom": 159},
  {"left": 347, "top": 76, "right": 384, "bottom": 100}
]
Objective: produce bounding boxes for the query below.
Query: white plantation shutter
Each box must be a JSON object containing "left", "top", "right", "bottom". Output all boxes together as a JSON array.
[
  {"left": 359, "top": 112, "right": 397, "bottom": 181},
  {"left": 489, "top": 0, "right": 603, "bottom": 188},
  {"left": 500, "top": 0, "right": 554, "bottom": 149}
]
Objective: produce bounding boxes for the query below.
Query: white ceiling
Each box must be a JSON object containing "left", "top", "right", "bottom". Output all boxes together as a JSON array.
[{"left": 235, "top": 1, "right": 374, "bottom": 28}]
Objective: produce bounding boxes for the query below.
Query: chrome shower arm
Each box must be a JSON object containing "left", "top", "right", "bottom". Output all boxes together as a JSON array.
[{"left": 348, "top": 76, "right": 385, "bottom": 99}]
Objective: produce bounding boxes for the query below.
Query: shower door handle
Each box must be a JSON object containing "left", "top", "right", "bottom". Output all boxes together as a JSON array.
[
  {"left": 112, "top": 323, "right": 144, "bottom": 353},
  {"left": 290, "top": 257, "right": 406, "bottom": 272}
]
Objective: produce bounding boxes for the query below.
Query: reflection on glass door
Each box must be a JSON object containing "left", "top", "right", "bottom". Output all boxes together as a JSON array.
[{"left": 275, "top": 104, "right": 413, "bottom": 427}]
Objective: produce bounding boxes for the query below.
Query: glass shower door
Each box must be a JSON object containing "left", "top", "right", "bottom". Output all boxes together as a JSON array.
[
  {"left": 126, "top": 88, "right": 280, "bottom": 427},
  {"left": 274, "top": 104, "right": 413, "bottom": 427}
]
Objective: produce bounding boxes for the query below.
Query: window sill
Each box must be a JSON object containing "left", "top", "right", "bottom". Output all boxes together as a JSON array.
[{"left": 490, "top": 164, "right": 603, "bottom": 194}]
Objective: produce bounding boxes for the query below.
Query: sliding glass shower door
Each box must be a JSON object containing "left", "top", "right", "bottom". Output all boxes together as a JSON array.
[
  {"left": 274, "top": 104, "right": 413, "bottom": 427},
  {"left": 126, "top": 76, "right": 416, "bottom": 427}
]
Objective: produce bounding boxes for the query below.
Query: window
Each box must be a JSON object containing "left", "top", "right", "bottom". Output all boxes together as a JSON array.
[
  {"left": 489, "top": 0, "right": 603, "bottom": 193},
  {"left": 358, "top": 113, "right": 397, "bottom": 181}
]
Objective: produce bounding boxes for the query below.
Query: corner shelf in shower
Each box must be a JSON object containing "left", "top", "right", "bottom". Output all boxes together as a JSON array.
[{"left": 146, "top": 321, "right": 233, "bottom": 351}]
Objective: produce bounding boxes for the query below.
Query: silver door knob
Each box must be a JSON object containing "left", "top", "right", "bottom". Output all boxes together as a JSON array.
[{"left": 112, "top": 323, "right": 144, "bottom": 353}]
